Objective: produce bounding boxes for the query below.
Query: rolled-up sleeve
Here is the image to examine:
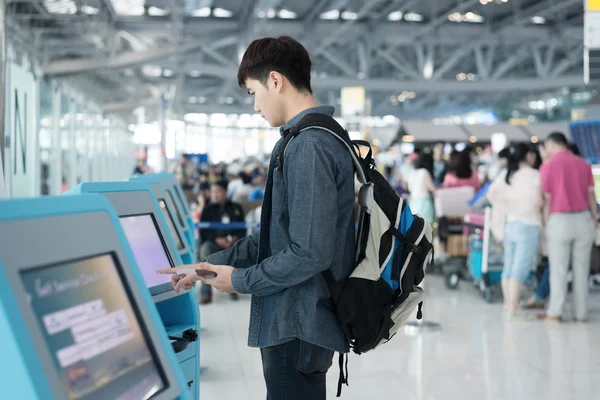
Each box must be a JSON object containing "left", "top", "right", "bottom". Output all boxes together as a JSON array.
[
  {"left": 206, "top": 231, "right": 260, "bottom": 269},
  {"left": 231, "top": 139, "right": 338, "bottom": 296}
]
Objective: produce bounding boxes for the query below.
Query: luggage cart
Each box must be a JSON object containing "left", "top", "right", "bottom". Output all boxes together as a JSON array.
[
  {"left": 468, "top": 207, "right": 504, "bottom": 302},
  {"left": 444, "top": 207, "right": 504, "bottom": 301}
]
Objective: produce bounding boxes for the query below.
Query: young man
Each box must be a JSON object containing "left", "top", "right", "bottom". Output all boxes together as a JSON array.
[
  {"left": 538, "top": 132, "right": 597, "bottom": 323},
  {"left": 158, "top": 36, "right": 356, "bottom": 399}
]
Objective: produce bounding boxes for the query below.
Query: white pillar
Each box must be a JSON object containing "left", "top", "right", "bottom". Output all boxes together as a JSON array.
[{"left": 50, "top": 85, "right": 62, "bottom": 195}]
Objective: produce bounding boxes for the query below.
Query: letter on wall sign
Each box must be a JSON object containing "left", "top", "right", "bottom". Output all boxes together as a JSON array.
[{"left": 5, "top": 62, "right": 38, "bottom": 198}]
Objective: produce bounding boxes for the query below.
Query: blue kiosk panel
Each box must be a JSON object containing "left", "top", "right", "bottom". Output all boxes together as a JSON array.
[
  {"left": 0, "top": 195, "right": 189, "bottom": 400},
  {"left": 67, "top": 182, "right": 201, "bottom": 399},
  {"left": 128, "top": 180, "right": 193, "bottom": 265},
  {"left": 131, "top": 174, "right": 195, "bottom": 250},
  {"left": 66, "top": 182, "right": 187, "bottom": 297}
]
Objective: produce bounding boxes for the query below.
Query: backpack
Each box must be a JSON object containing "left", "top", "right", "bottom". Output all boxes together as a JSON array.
[{"left": 278, "top": 113, "right": 434, "bottom": 397}]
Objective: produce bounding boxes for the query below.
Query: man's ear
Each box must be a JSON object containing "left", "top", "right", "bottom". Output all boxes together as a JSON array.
[{"left": 269, "top": 71, "right": 284, "bottom": 93}]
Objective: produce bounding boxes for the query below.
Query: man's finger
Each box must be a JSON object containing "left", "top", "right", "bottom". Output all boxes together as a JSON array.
[
  {"left": 197, "top": 262, "right": 219, "bottom": 273},
  {"left": 175, "top": 274, "right": 200, "bottom": 292},
  {"left": 156, "top": 268, "right": 177, "bottom": 274},
  {"left": 157, "top": 264, "right": 199, "bottom": 274}
]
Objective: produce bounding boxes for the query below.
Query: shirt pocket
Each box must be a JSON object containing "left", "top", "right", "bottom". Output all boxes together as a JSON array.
[{"left": 271, "top": 169, "right": 287, "bottom": 215}]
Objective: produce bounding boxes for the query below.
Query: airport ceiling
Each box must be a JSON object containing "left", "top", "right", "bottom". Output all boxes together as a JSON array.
[{"left": 6, "top": 0, "right": 586, "bottom": 120}]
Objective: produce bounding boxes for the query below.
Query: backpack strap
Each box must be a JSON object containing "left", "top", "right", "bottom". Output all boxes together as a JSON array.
[{"left": 277, "top": 113, "right": 371, "bottom": 185}]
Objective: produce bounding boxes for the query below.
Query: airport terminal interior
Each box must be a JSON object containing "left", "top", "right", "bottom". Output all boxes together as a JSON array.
[{"left": 1, "top": 0, "right": 600, "bottom": 399}]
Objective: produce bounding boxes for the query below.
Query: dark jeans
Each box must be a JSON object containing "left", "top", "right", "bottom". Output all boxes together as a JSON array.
[
  {"left": 198, "top": 241, "right": 222, "bottom": 296},
  {"left": 535, "top": 264, "right": 550, "bottom": 302},
  {"left": 261, "top": 339, "right": 334, "bottom": 400}
]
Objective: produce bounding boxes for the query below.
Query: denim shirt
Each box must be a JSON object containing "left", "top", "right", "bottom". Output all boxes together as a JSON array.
[{"left": 206, "top": 105, "right": 356, "bottom": 352}]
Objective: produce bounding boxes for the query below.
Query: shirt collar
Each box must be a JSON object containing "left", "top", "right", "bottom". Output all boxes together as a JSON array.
[{"left": 279, "top": 105, "right": 335, "bottom": 137}]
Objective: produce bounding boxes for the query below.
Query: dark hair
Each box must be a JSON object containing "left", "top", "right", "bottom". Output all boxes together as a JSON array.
[
  {"left": 498, "top": 147, "right": 511, "bottom": 160},
  {"left": 506, "top": 143, "right": 529, "bottom": 184},
  {"left": 528, "top": 144, "right": 543, "bottom": 169},
  {"left": 546, "top": 132, "right": 568, "bottom": 147},
  {"left": 448, "top": 150, "right": 472, "bottom": 179},
  {"left": 212, "top": 180, "right": 228, "bottom": 192},
  {"left": 415, "top": 152, "right": 434, "bottom": 177},
  {"left": 237, "top": 36, "right": 313, "bottom": 94},
  {"left": 568, "top": 142, "right": 581, "bottom": 156},
  {"left": 239, "top": 172, "right": 253, "bottom": 185}
]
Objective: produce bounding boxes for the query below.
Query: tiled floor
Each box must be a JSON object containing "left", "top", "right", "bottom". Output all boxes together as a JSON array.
[{"left": 198, "top": 276, "right": 600, "bottom": 400}]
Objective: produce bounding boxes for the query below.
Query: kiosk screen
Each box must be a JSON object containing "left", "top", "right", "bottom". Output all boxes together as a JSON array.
[{"left": 20, "top": 254, "right": 167, "bottom": 400}]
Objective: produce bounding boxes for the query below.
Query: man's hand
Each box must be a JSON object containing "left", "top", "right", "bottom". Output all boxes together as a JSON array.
[
  {"left": 197, "top": 262, "right": 237, "bottom": 293},
  {"left": 156, "top": 265, "right": 202, "bottom": 293},
  {"left": 156, "top": 263, "right": 237, "bottom": 294}
]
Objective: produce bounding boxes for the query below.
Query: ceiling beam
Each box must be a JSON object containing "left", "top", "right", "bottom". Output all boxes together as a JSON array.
[
  {"left": 491, "top": 46, "right": 532, "bottom": 79},
  {"left": 383, "top": 0, "right": 480, "bottom": 51},
  {"left": 133, "top": 63, "right": 585, "bottom": 93},
  {"left": 321, "top": 50, "right": 358, "bottom": 77},
  {"left": 313, "top": 0, "right": 386, "bottom": 55},
  {"left": 376, "top": 49, "right": 420, "bottom": 80},
  {"left": 551, "top": 44, "right": 584, "bottom": 77},
  {"left": 386, "top": 0, "right": 581, "bottom": 80},
  {"left": 43, "top": 35, "right": 239, "bottom": 76}
]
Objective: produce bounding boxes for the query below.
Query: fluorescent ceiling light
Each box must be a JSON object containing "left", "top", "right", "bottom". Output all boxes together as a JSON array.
[
  {"left": 341, "top": 11, "right": 358, "bottom": 20},
  {"left": 388, "top": 11, "right": 403, "bottom": 21},
  {"left": 111, "top": 0, "right": 144, "bottom": 16},
  {"left": 188, "top": 70, "right": 202, "bottom": 78},
  {"left": 80, "top": 5, "right": 99, "bottom": 15},
  {"left": 448, "top": 12, "right": 461, "bottom": 22},
  {"left": 162, "top": 68, "right": 174, "bottom": 78},
  {"left": 531, "top": 16, "right": 546, "bottom": 24},
  {"left": 404, "top": 12, "right": 423, "bottom": 22},
  {"left": 320, "top": 10, "right": 340, "bottom": 20},
  {"left": 266, "top": 8, "right": 276, "bottom": 18},
  {"left": 141, "top": 65, "right": 163, "bottom": 78},
  {"left": 148, "top": 6, "right": 169, "bottom": 16},
  {"left": 44, "top": 0, "right": 77, "bottom": 14},
  {"left": 464, "top": 12, "right": 485, "bottom": 23},
  {"left": 278, "top": 9, "right": 297, "bottom": 19},
  {"left": 191, "top": 7, "right": 211, "bottom": 17},
  {"left": 213, "top": 8, "right": 233, "bottom": 18}
]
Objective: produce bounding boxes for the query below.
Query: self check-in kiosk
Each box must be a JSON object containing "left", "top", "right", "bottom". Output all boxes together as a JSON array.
[
  {"left": 130, "top": 179, "right": 194, "bottom": 265},
  {"left": 131, "top": 176, "right": 195, "bottom": 264},
  {"left": 144, "top": 173, "right": 195, "bottom": 232},
  {"left": 0, "top": 195, "right": 190, "bottom": 400},
  {"left": 67, "top": 182, "right": 200, "bottom": 400},
  {"left": 131, "top": 174, "right": 195, "bottom": 250}
]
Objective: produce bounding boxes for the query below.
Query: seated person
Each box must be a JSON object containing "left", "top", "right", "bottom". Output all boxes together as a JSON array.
[
  {"left": 443, "top": 150, "right": 480, "bottom": 190},
  {"left": 198, "top": 180, "right": 246, "bottom": 304}
]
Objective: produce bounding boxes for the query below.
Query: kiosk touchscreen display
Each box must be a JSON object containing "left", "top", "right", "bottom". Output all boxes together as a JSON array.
[
  {"left": 166, "top": 190, "right": 186, "bottom": 228},
  {"left": 119, "top": 214, "right": 173, "bottom": 290},
  {"left": 20, "top": 254, "right": 166, "bottom": 400},
  {"left": 158, "top": 199, "right": 185, "bottom": 251}
]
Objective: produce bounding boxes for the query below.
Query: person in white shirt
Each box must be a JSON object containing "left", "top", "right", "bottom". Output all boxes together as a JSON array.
[
  {"left": 487, "top": 143, "right": 543, "bottom": 318},
  {"left": 407, "top": 152, "right": 436, "bottom": 224}
]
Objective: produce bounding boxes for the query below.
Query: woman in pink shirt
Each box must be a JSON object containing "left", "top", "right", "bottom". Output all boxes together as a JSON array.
[{"left": 443, "top": 150, "right": 480, "bottom": 190}]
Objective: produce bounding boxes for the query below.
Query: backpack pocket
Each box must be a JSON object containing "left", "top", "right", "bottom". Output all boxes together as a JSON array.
[{"left": 384, "top": 286, "right": 424, "bottom": 343}]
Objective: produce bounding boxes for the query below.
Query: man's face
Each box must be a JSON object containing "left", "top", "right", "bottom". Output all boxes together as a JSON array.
[
  {"left": 210, "top": 185, "right": 226, "bottom": 205},
  {"left": 433, "top": 146, "right": 443, "bottom": 161},
  {"left": 544, "top": 141, "right": 558, "bottom": 157},
  {"left": 245, "top": 77, "right": 286, "bottom": 127}
]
